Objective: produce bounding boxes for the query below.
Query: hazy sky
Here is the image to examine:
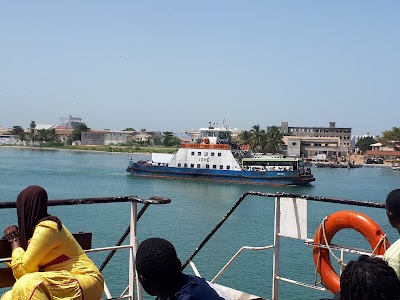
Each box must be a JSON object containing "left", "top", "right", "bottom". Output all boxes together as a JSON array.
[{"left": 1, "top": 1, "right": 399, "bottom": 135}]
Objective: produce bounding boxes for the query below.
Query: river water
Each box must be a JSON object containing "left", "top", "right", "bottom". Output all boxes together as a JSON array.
[{"left": 1, "top": 147, "right": 399, "bottom": 299}]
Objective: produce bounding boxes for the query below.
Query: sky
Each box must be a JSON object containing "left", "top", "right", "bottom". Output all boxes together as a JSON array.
[{"left": 0, "top": 1, "right": 399, "bottom": 136}]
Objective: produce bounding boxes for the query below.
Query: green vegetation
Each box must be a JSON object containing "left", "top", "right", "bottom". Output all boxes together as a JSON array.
[
  {"left": 356, "top": 136, "right": 377, "bottom": 153},
  {"left": 239, "top": 124, "right": 284, "bottom": 153},
  {"left": 71, "top": 124, "right": 90, "bottom": 142},
  {"left": 40, "top": 144, "right": 178, "bottom": 154},
  {"left": 379, "top": 127, "right": 400, "bottom": 144},
  {"left": 163, "top": 131, "right": 181, "bottom": 147},
  {"left": 11, "top": 121, "right": 61, "bottom": 145}
]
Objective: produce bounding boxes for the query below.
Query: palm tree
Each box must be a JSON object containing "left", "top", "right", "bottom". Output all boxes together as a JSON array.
[
  {"left": 29, "top": 121, "right": 37, "bottom": 144},
  {"left": 36, "top": 129, "right": 47, "bottom": 145},
  {"left": 239, "top": 130, "right": 252, "bottom": 145},
  {"left": 265, "top": 126, "right": 284, "bottom": 153},
  {"left": 11, "top": 126, "right": 26, "bottom": 144},
  {"left": 46, "top": 129, "right": 58, "bottom": 142},
  {"left": 250, "top": 124, "right": 266, "bottom": 152},
  {"left": 30, "top": 121, "right": 36, "bottom": 133}
]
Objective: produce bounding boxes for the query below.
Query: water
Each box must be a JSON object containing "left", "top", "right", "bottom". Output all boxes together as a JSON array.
[{"left": 1, "top": 147, "right": 400, "bottom": 299}]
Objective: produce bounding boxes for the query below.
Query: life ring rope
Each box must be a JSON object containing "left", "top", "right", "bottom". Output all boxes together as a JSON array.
[
  {"left": 320, "top": 217, "right": 346, "bottom": 267},
  {"left": 313, "top": 216, "right": 346, "bottom": 288},
  {"left": 371, "top": 233, "right": 389, "bottom": 254}
]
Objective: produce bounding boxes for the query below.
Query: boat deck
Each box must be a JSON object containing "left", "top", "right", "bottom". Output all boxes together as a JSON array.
[{"left": 1, "top": 191, "right": 388, "bottom": 299}]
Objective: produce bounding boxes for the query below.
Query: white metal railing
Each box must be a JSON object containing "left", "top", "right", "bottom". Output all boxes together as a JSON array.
[
  {"left": 184, "top": 192, "right": 386, "bottom": 300},
  {"left": 0, "top": 195, "right": 171, "bottom": 300}
]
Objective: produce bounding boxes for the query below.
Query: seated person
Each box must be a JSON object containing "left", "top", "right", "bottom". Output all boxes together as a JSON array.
[
  {"left": 1, "top": 185, "right": 104, "bottom": 300},
  {"left": 136, "top": 237, "right": 228, "bottom": 300},
  {"left": 339, "top": 255, "right": 400, "bottom": 300},
  {"left": 383, "top": 189, "right": 400, "bottom": 278}
]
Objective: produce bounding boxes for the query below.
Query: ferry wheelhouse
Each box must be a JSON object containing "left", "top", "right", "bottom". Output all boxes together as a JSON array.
[{"left": 127, "top": 123, "right": 315, "bottom": 186}]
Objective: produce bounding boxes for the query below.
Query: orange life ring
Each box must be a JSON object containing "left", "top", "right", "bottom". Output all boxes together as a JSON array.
[
  {"left": 313, "top": 210, "right": 390, "bottom": 294},
  {"left": 203, "top": 138, "right": 210, "bottom": 144}
]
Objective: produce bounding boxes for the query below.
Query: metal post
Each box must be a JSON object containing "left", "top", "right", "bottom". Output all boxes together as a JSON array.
[
  {"left": 129, "top": 202, "right": 139, "bottom": 300},
  {"left": 272, "top": 196, "right": 281, "bottom": 300}
]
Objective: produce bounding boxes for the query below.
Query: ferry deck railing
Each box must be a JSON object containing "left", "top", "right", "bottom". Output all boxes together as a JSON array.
[
  {"left": 0, "top": 195, "right": 171, "bottom": 300},
  {"left": 181, "top": 191, "right": 386, "bottom": 300}
]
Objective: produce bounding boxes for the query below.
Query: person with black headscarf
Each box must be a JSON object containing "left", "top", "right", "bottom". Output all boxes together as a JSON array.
[{"left": 1, "top": 185, "right": 104, "bottom": 300}]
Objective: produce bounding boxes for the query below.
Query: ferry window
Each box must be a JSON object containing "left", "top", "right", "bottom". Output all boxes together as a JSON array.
[
  {"left": 204, "top": 152, "right": 208, "bottom": 156},
  {"left": 208, "top": 132, "right": 213, "bottom": 137},
  {"left": 198, "top": 152, "right": 201, "bottom": 156},
  {"left": 191, "top": 164, "right": 194, "bottom": 168},
  {"left": 191, "top": 152, "right": 194, "bottom": 156},
  {"left": 178, "top": 163, "right": 181, "bottom": 167},
  {"left": 184, "top": 163, "right": 187, "bottom": 167},
  {"left": 206, "top": 164, "right": 209, "bottom": 169},
  {"left": 218, "top": 153, "right": 221, "bottom": 157},
  {"left": 227, "top": 166, "right": 230, "bottom": 170},
  {"left": 213, "top": 165, "right": 217, "bottom": 169},
  {"left": 211, "top": 152, "right": 215, "bottom": 156},
  {"left": 219, "top": 165, "right": 223, "bottom": 169},
  {"left": 197, "top": 164, "right": 200, "bottom": 168}
]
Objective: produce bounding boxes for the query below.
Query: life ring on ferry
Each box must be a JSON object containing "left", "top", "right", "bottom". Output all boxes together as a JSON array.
[
  {"left": 312, "top": 210, "right": 390, "bottom": 294},
  {"left": 203, "top": 138, "right": 210, "bottom": 144}
]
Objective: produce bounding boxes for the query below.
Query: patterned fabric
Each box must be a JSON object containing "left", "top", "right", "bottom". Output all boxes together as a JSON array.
[
  {"left": 1, "top": 221, "right": 103, "bottom": 300},
  {"left": 384, "top": 238, "right": 400, "bottom": 279}
]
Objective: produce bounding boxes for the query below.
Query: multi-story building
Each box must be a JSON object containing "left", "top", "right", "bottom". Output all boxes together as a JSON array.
[
  {"left": 280, "top": 121, "right": 352, "bottom": 160},
  {"left": 82, "top": 130, "right": 136, "bottom": 145}
]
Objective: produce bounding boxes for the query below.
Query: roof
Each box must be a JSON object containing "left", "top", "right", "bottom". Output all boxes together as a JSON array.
[
  {"left": 370, "top": 142, "right": 382, "bottom": 147},
  {"left": 55, "top": 129, "right": 74, "bottom": 135},
  {"left": 174, "top": 133, "right": 191, "bottom": 139},
  {"left": 366, "top": 150, "right": 400, "bottom": 156},
  {"left": 35, "top": 124, "right": 56, "bottom": 130}
]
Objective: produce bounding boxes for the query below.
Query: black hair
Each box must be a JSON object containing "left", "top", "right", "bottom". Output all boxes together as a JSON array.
[
  {"left": 386, "top": 189, "right": 400, "bottom": 216},
  {"left": 136, "top": 238, "right": 182, "bottom": 285},
  {"left": 340, "top": 255, "right": 400, "bottom": 300}
]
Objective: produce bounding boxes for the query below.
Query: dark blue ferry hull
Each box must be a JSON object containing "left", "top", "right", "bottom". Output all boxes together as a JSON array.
[{"left": 127, "top": 162, "right": 315, "bottom": 186}]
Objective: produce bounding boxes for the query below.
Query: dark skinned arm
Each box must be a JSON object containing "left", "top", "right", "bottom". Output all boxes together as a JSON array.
[{"left": 3, "top": 225, "right": 22, "bottom": 250}]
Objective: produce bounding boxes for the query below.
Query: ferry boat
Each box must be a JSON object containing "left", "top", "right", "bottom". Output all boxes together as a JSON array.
[{"left": 126, "top": 123, "right": 315, "bottom": 186}]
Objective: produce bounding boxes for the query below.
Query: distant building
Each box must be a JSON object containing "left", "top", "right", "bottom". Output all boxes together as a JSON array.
[
  {"left": 81, "top": 130, "right": 135, "bottom": 145},
  {"left": 35, "top": 124, "right": 56, "bottom": 130},
  {"left": 0, "top": 127, "right": 18, "bottom": 145},
  {"left": 174, "top": 133, "right": 192, "bottom": 144},
  {"left": 182, "top": 129, "right": 202, "bottom": 142},
  {"left": 55, "top": 128, "right": 74, "bottom": 145},
  {"left": 60, "top": 115, "right": 86, "bottom": 129},
  {"left": 280, "top": 121, "right": 352, "bottom": 159},
  {"left": 366, "top": 142, "right": 400, "bottom": 161}
]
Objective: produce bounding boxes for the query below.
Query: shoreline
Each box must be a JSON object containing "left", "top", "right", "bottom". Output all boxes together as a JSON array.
[{"left": 0, "top": 145, "right": 152, "bottom": 155}]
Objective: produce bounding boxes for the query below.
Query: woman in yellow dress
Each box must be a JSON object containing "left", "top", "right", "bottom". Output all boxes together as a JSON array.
[{"left": 1, "top": 185, "right": 104, "bottom": 300}]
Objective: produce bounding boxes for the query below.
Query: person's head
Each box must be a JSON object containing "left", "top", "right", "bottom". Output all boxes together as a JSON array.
[
  {"left": 385, "top": 189, "right": 400, "bottom": 229},
  {"left": 136, "top": 238, "right": 182, "bottom": 297},
  {"left": 16, "top": 185, "right": 49, "bottom": 249},
  {"left": 340, "top": 255, "right": 400, "bottom": 300}
]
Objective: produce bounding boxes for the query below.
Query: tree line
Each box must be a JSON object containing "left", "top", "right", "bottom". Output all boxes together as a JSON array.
[
  {"left": 9, "top": 122, "right": 182, "bottom": 147},
  {"left": 10, "top": 121, "right": 90, "bottom": 146}
]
